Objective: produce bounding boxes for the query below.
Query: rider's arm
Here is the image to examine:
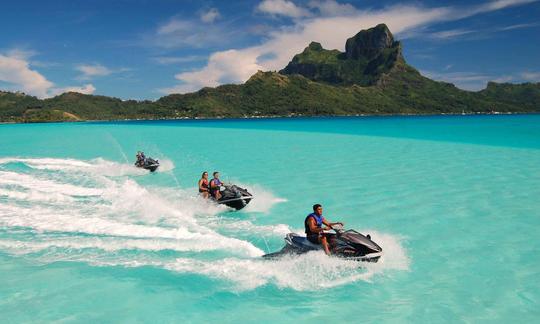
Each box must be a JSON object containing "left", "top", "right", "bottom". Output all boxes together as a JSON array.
[
  {"left": 322, "top": 219, "right": 333, "bottom": 230},
  {"left": 308, "top": 218, "right": 325, "bottom": 233},
  {"left": 323, "top": 219, "right": 344, "bottom": 228}
]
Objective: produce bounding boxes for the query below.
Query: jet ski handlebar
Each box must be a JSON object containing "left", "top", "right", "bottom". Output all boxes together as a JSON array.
[{"left": 321, "top": 224, "right": 344, "bottom": 234}]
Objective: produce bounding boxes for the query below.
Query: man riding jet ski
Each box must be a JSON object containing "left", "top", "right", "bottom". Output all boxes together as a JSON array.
[
  {"left": 134, "top": 151, "right": 160, "bottom": 172},
  {"left": 209, "top": 171, "right": 253, "bottom": 210},
  {"left": 263, "top": 204, "right": 382, "bottom": 262}
]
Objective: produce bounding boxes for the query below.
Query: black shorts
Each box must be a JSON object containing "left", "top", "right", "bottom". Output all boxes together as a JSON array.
[{"left": 307, "top": 234, "right": 319, "bottom": 244}]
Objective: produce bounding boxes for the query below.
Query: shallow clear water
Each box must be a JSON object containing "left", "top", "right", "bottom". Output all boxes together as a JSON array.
[{"left": 1, "top": 115, "right": 539, "bottom": 322}]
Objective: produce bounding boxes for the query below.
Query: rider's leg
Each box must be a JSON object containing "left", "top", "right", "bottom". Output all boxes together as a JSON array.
[{"left": 320, "top": 235, "right": 331, "bottom": 255}]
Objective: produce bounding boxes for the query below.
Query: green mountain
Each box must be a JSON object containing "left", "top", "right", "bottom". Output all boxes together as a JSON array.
[
  {"left": 1, "top": 24, "right": 539, "bottom": 123},
  {"left": 280, "top": 24, "right": 403, "bottom": 85}
]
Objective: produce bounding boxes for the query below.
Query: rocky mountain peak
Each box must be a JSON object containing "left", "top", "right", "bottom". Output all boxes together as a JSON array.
[{"left": 345, "top": 24, "right": 396, "bottom": 60}]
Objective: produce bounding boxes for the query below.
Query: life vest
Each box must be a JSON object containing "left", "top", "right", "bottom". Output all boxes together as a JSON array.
[
  {"left": 304, "top": 212, "right": 324, "bottom": 235},
  {"left": 201, "top": 178, "right": 209, "bottom": 189},
  {"left": 210, "top": 178, "right": 222, "bottom": 196}
]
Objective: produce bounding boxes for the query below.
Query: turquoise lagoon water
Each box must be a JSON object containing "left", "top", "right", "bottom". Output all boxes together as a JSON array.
[{"left": 0, "top": 115, "right": 539, "bottom": 322}]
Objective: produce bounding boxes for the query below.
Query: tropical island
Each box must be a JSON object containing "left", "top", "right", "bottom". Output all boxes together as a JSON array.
[{"left": 1, "top": 24, "right": 539, "bottom": 123}]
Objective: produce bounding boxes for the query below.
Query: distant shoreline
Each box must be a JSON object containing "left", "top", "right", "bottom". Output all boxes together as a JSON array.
[{"left": 2, "top": 111, "right": 538, "bottom": 125}]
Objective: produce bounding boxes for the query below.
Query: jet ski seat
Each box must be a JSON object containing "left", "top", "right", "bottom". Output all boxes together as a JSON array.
[{"left": 289, "top": 234, "right": 320, "bottom": 250}]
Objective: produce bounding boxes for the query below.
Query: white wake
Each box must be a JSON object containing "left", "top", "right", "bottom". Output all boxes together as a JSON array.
[{"left": 0, "top": 157, "right": 408, "bottom": 291}]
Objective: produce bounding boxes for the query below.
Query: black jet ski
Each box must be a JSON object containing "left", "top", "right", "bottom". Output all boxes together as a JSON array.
[
  {"left": 213, "top": 184, "right": 253, "bottom": 210},
  {"left": 135, "top": 157, "right": 160, "bottom": 172},
  {"left": 263, "top": 225, "right": 382, "bottom": 262}
]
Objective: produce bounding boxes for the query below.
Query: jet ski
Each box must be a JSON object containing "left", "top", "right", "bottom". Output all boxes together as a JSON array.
[
  {"left": 263, "top": 225, "right": 382, "bottom": 262},
  {"left": 135, "top": 157, "right": 160, "bottom": 172},
  {"left": 213, "top": 184, "right": 253, "bottom": 210}
]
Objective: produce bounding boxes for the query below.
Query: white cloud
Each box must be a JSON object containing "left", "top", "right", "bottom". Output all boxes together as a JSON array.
[
  {"left": 162, "top": 0, "right": 540, "bottom": 94},
  {"left": 75, "top": 63, "right": 130, "bottom": 80},
  {"left": 421, "top": 71, "right": 540, "bottom": 91},
  {"left": 0, "top": 53, "right": 54, "bottom": 98},
  {"left": 429, "top": 29, "right": 475, "bottom": 39},
  {"left": 5, "top": 48, "right": 38, "bottom": 60},
  {"left": 76, "top": 64, "right": 112, "bottom": 79},
  {"left": 422, "top": 70, "right": 540, "bottom": 90},
  {"left": 308, "top": 0, "right": 358, "bottom": 16},
  {"left": 421, "top": 70, "right": 492, "bottom": 90},
  {"left": 49, "top": 84, "right": 96, "bottom": 96},
  {"left": 256, "top": 0, "right": 311, "bottom": 18},
  {"left": 521, "top": 71, "right": 540, "bottom": 81},
  {"left": 499, "top": 22, "right": 540, "bottom": 30},
  {"left": 158, "top": 19, "right": 190, "bottom": 35},
  {"left": 476, "top": 0, "right": 538, "bottom": 11},
  {"left": 492, "top": 75, "right": 515, "bottom": 83},
  {"left": 159, "top": 49, "right": 263, "bottom": 94},
  {"left": 200, "top": 8, "right": 221, "bottom": 23},
  {"left": 151, "top": 17, "right": 238, "bottom": 49},
  {"left": 0, "top": 50, "right": 98, "bottom": 98}
]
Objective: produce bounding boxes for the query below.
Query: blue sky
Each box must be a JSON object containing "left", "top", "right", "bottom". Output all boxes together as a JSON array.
[{"left": 0, "top": 0, "right": 539, "bottom": 99}]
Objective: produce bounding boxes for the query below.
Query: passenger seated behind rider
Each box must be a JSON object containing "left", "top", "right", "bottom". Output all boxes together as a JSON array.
[
  {"left": 209, "top": 171, "right": 223, "bottom": 200},
  {"left": 198, "top": 171, "right": 210, "bottom": 199},
  {"left": 305, "top": 204, "right": 344, "bottom": 255}
]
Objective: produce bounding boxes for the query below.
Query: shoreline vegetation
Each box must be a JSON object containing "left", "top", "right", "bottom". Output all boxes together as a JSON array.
[
  {"left": 1, "top": 24, "right": 539, "bottom": 124},
  {"left": 1, "top": 110, "right": 536, "bottom": 123},
  {"left": 2, "top": 111, "right": 536, "bottom": 126}
]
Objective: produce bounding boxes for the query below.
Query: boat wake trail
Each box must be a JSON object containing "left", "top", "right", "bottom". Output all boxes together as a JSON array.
[
  {"left": 0, "top": 157, "right": 263, "bottom": 256},
  {"left": 0, "top": 157, "right": 408, "bottom": 291},
  {"left": 236, "top": 183, "right": 288, "bottom": 213}
]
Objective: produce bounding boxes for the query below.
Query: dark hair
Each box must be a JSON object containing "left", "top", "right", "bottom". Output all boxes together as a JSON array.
[
  {"left": 313, "top": 204, "right": 322, "bottom": 212},
  {"left": 213, "top": 171, "right": 219, "bottom": 177},
  {"left": 202, "top": 171, "right": 208, "bottom": 177}
]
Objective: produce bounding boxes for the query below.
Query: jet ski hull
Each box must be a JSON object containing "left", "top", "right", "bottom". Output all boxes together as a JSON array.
[
  {"left": 142, "top": 164, "right": 159, "bottom": 172},
  {"left": 263, "top": 248, "right": 382, "bottom": 263},
  {"left": 217, "top": 196, "right": 253, "bottom": 210},
  {"left": 135, "top": 157, "right": 159, "bottom": 172},
  {"left": 214, "top": 184, "right": 253, "bottom": 210}
]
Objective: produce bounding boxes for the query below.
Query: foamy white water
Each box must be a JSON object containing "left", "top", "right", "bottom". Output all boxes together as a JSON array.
[{"left": 0, "top": 156, "right": 407, "bottom": 291}]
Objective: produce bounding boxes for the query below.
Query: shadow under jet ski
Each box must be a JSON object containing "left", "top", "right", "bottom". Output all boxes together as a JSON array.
[
  {"left": 135, "top": 157, "right": 160, "bottom": 172},
  {"left": 263, "top": 225, "right": 382, "bottom": 262},
  {"left": 213, "top": 184, "right": 253, "bottom": 210}
]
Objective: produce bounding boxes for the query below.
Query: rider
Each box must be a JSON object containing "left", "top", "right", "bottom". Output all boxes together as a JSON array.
[
  {"left": 209, "top": 171, "right": 223, "bottom": 200},
  {"left": 135, "top": 151, "right": 144, "bottom": 166},
  {"left": 198, "top": 171, "right": 210, "bottom": 199},
  {"left": 305, "top": 204, "right": 343, "bottom": 255}
]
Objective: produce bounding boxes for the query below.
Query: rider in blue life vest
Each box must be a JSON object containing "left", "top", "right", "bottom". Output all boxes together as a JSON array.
[
  {"left": 305, "top": 204, "right": 344, "bottom": 255},
  {"left": 209, "top": 171, "right": 223, "bottom": 200}
]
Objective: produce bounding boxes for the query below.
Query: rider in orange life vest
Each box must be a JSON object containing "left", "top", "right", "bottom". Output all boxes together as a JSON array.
[{"left": 304, "top": 204, "right": 344, "bottom": 255}]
